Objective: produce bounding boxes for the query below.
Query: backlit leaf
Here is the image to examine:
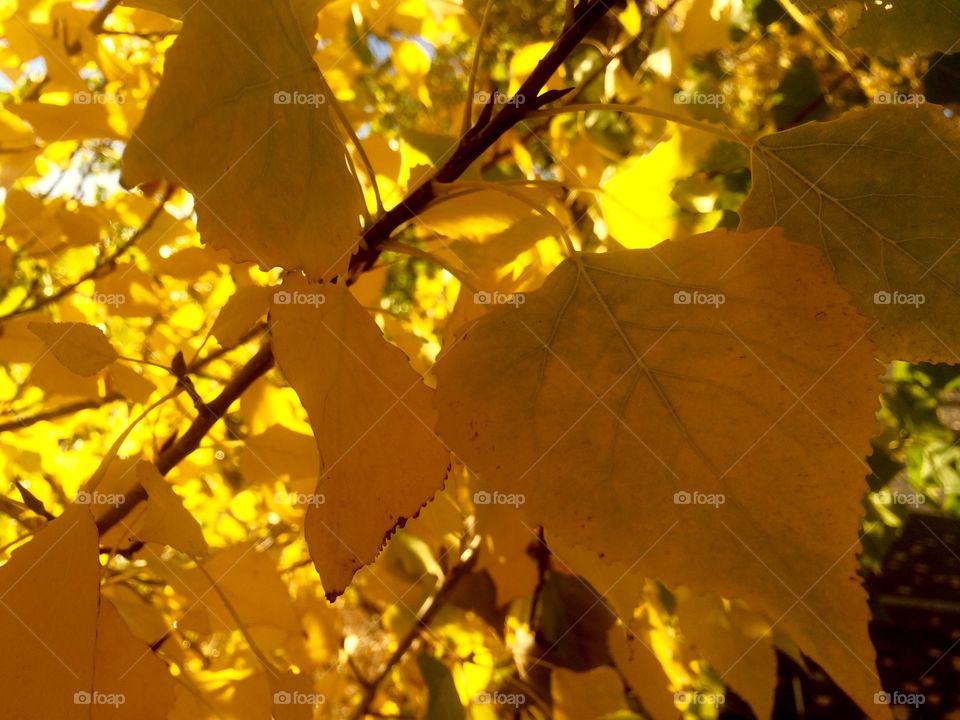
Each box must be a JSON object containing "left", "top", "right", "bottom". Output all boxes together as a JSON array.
[
  {"left": 28, "top": 321, "right": 119, "bottom": 376},
  {"left": 271, "top": 276, "right": 450, "bottom": 597},
  {"left": 435, "top": 228, "right": 882, "bottom": 714},
  {"left": 739, "top": 103, "right": 960, "bottom": 362},
  {"left": 121, "top": 0, "right": 363, "bottom": 281}
]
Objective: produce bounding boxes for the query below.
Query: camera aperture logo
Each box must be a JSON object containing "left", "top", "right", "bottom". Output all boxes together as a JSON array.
[
  {"left": 273, "top": 90, "right": 326, "bottom": 107},
  {"left": 874, "top": 91, "right": 925, "bottom": 107},
  {"left": 675, "top": 691, "right": 725, "bottom": 707},
  {"left": 74, "top": 91, "right": 125, "bottom": 105},
  {"left": 76, "top": 292, "right": 126, "bottom": 307},
  {"left": 673, "top": 91, "right": 725, "bottom": 107},
  {"left": 873, "top": 290, "right": 925, "bottom": 308},
  {"left": 474, "top": 291, "right": 525, "bottom": 306},
  {"left": 674, "top": 290, "right": 725, "bottom": 308},
  {"left": 875, "top": 489, "right": 925, "bottom": 506},
  {"left": 473, "top": 490, "right": 525, "bottom": 508},
  {"left": 273, "top": 290, "right": 325, "bottom": 307},
  {"left": 474, "top": 691, "right": 526, "bottom": 707}
]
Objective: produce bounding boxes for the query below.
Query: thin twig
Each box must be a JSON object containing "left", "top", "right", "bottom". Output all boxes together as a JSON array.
[
  {"left": 0, "top": 185, "right": 175, "bottom": 322},
  {"left": 349, "top": 535, "right": 480, "bottom": 720},
  {"left": 350, "top": 0, "right": 622, "bottom": 276},
  {"left": 95, "top": 341, "right": 275, "bottom": 534}
]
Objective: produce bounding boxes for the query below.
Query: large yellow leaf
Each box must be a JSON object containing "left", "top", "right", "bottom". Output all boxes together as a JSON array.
[
  {"left": 434, "top": 229, "right": 884, "bottom": 715},
  {"left": 0, "top": 508, "right": 99, "bottom": 719},
  {"left": 740, "top": 103, "right": 960, "bottom": 363},
  {"left": 91, "top": 597, "right": 175, "bottom": 720},
  {"left": 270, "top": 277, "right": 450, "bottom": 598},
  {"left": 551, "top": 666, "right": 632, "bottom": 720},
  {"left": 0, "top": 508, "right": 174, "bottom": 719},
  {"left": 608, "top": 617, "right": 677, "bottom": 720},
  {"left": 121, "top": 0, "right": 363, "bottom": 281}
]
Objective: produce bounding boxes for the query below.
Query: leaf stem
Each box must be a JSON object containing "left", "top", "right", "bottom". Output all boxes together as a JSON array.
[
  {"left": 459, "top": 0, "right": 496, "bottom": 138},
  {"left": 348, "top": 535, "right": 480, "bottom": 720},
  {"left": 380, "top": 240, "right": 480, "bottom": 292},
  {"left": 526, "top": 103, "right": 753, "bottom": 144}
]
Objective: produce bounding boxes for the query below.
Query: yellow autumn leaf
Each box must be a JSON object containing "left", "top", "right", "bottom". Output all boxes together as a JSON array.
[
  {"left": 675, "top": 589, "right": 777, "bottom": 720},
  {"left": 740, "top": 102, "right": 960, "bottom": 364},
  {"left": 0, "top": 508, "right": 174, "bottom": 719},
  {"left": 601, "top": 133, "right": 716, "bottom": 249},
  {"left": 210, "top": 285, "right": 274, "bottom": 349},
  {"left": 121, "top": 0, "right": 363, "bottom": 281},
  {"left": 434, "top": 228, "right": 883, "bottom": 715},
  {"left": 609, "top": 619, "right": 678, "bottom": 720},
  {"left": 551, "top": 666, "right": 632, "bottom": 719},
  {"left": 270, "top": 276, "right": 450, "bottom": 598},
  {"left": 135, "top": 462, "right": 209, "bottom": 558},
  {"left": 28, "top": 320, "right": 119, "bottom": 376}
]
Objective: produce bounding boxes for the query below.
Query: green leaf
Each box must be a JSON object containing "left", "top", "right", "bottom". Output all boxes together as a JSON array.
[{"left": 417, "top": 653, "right": 466, "bottom": 720}]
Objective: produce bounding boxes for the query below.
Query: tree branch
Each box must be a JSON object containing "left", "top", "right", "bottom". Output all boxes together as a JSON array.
[
  {"left": 349, "top": 0, "right": 620, "bottom": 276},
  {"left": 95, "top": 341, "right": 274, "bottom": 534},
  {"left": 0, "top": 394, "right": 124, "bottom": 433},
  {"left": 0, "top": 186, "right": 175, "bottom": 322},
  {"left": 349, "top": 535, "right": 480, "bottom": 720}
]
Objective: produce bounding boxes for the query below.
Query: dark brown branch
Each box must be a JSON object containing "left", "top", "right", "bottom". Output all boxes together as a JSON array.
[
  {"left": 349, "top": 536, "right": 480, "bottom": 720},
  {"left": 95, "top": 341, "right": 274, "bottom": 534},
  {"left": 349, "top": 0, "right": 620, "bottom": 276},
  {"left": 89, "top": 0, "right": 121, "bottom": 33},
  {"left": 0, "top": 393, "right": 124, "bottom": 433}
]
